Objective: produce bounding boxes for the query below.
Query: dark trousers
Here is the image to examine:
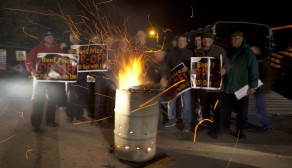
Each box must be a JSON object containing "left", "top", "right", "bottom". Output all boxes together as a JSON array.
[
  {"left": 97, "top": 77, "right": 116, "bottom": 120},
  {"left": 31, "top": 82, "right": 58, "bottom": 127},
  {"left": 56, "top": 83, "right": 67, "bottom": 107},
  {"left": 222, "top": 93, "right": 249, "bottom": 133},
  {"left": 67, "top": 84, "right": 86, "bottom": 120},
  {"left": 86, "top": 74, "right": 116, "bottom": 120},
  {"left": 200, "top": 91, "right": 222, "bottom": 133},
  {"left": 158, "top": 95, "right": 168, "bottom": 130}
]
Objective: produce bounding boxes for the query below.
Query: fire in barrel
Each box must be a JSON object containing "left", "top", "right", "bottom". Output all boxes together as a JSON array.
[{"left": 114, "top": 55, "right": 159, "bottom": 162}]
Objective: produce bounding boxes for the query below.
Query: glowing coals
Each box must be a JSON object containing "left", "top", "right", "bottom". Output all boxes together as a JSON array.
[{"left": 115, "top": 145, "right": 153, "bottom": 151}]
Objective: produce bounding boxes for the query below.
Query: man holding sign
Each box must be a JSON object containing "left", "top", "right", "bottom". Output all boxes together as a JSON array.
[
  {"left": 25, "top": 30, "right": 64, "bottom": 131},
  {"left": 196, "top": 32, "right": 231, "bottom": 138},
  {"left": 165, "top": 34, "right": 193, "bottom": 132}
]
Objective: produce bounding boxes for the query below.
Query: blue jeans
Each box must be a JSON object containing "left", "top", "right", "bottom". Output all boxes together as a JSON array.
[
  {"left": 158, "top": 95, "right": 168, "bottom": 130},
  {"left": 254, "top": 94, "right": 272, "bottom": 128},
  {"left": 167, "top": 90, "right": 192, "bottom": 127}
]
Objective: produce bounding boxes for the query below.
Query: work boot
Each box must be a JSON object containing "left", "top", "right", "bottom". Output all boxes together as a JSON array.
[
  {"left": 66, "top": 117, "right": 73, "bottom": 123},
  {"left": 47, "top": 122, "right": 58, "bottom": 127},
  {"left": 182, "top": 126, "right": 192, "bottom": 132},
  {"left": 78, "top": 116, "right": 88, "bottom": 121},
  {"left": 165, "top": 122, "right": 176, "bottom": 128}
]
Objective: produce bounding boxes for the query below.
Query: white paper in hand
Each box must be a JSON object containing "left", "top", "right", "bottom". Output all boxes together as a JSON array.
[{"left": 234, "top": 80, "right": 263, "bottom": 100}]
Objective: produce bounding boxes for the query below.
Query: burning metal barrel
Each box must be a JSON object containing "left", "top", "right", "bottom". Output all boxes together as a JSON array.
[{"left": 114, "top": 87, "right": 159, "bottom": 162}]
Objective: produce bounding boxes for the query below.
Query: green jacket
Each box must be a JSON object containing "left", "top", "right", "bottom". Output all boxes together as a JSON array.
[{"left": 224, "top": 43, "right": 259, "bottom": 94}]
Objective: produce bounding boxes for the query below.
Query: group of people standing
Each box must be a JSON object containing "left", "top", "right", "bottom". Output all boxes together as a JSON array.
[
  {"left": 158, "top": 30, "right": 272, "bottom": 139},
  {"left": 25, "top": 29, "right": 272, "bottom": 140},
  {"left": 25, "top": 30, "right": 115, "bottom": 131}
]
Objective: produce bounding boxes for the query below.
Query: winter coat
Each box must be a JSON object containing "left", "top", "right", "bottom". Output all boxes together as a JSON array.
[
  {"left": 197, "top": 44, "right": 231, "bottom": 73},
  {"left": 224, "top": 43, "right": 259, "bottom": 94},
  {"left": 25, "top": 41, "right": 63, "bottom": 73},
  {"left": 197, "top": 44, "right": 231, "bottom": 92},
  {"left": 166, "top": 47, "right": 193, "bottom": 71}
]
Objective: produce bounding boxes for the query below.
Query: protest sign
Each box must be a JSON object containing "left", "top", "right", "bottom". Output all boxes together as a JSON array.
[
  {"left": 0, "top": 49, "right": 6, "bottom": 71},
  {"left": 72, "top": 44, "right": 108, "bottom": 72},
  {"left": 190, "top": 56, "right": 222, "bottom": 90},
  {"left": 35, "top": 53, "right": 78, "bottom": 82},
  {"left": 162, "top": 62, "right": 191, "bottom": 102}
]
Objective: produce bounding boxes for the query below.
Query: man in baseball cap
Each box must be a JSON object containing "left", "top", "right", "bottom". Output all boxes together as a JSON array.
[
  {"left": 41, "top": 30, "right": 54, "bottom": 39},
  {"left": 25, "top": 30, "right": 64, "bottom": 131}
]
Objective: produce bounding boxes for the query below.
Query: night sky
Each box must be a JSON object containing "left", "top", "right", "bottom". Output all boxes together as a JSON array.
[{"left": 108, "top": 0, "right": 291, "bottom": 36}]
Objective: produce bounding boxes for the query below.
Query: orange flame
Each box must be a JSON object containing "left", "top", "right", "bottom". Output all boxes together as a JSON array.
[{"left": 118, "top": 57, "right": 144, "bottom": 90}]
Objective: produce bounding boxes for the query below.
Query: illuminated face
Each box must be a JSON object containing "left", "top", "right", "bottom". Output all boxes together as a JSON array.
[
  {"left": 171, "top": 40, "right": 177, "bottom": 47},
  {"left": 70, "top": 34, "right": 80, "bottom": 45},
  {"left": 136, "top": 30, "right": 146, "bottom": 44},
  {"left": 177, "top": 36, "right": 188, "bottom": 49},
  {"left": 202, "top": 38, "right": 214, "bottom": 49},
  {"left": 194, "top": 36, "right": 202, "bottom": 48},
  {"left": 231, "top": 36, "right": 243, "bottom": 48},
  {"left": 106, "top": 37, "right": 114, "bottom": 48},
  {"left": 92, "top": 36, "right": 100, "bottom": 44},
  {"left": 154, "top": 51, "right": 166, "bottom": 62},
  {"left": 43, "top": 35, "right": 54, "bottom": 45}
]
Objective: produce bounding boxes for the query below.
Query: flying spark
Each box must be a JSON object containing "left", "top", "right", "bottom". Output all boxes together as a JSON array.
[
  {"left": 190, "top": 6, "right": 194, "bottom": 19},
  {"left": 0, "top": 134, "right": 16, "bottom": 144},
  {"left": 271, "top": 24, "right": 292, "bottom": 30},
  {"left": 22, "top": 27, "right": 39, "bottom": 40},
  {"left": 14, "top": 110, "right": 24, "bottom": 118},
  {"left": 213, "top": 100, "right": 219, "bottom": 111},
  {"left": 139, "top": 80, "right": 186, "bottom": 107},
  {"left": 193, "top": 119, "right": 214, "bottom": 143},
  {"left": 26, "top": 149, "right": 33, "bottom": 160},
  {"left": 73, "top": 116, "right": 112, "bottom": 125},
  {"left": 226, "top": 130, "right": 240, "bottom": 168},
  {"left": 131, "top": 101, "right": 158, "bottom": 113}
]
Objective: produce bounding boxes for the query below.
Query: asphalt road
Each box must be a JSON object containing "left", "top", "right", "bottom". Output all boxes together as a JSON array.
[{"left": 0, "top": 78, "right": 292, "bottom": 168}]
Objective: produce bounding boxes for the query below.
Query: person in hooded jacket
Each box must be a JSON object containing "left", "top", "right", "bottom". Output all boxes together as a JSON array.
[{"left": 25, "top": 30, "right": 64, "bottom": 131}]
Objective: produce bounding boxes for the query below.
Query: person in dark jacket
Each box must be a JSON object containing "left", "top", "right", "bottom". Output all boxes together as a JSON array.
[
  {"left": 165, "top": 34, "right": 193, "bottom": 132},
  {"left": 146, "top": 48, "right": 169, "bottom": 132},
  {"left": 196, "top": 32, "right": 231, "bottom": 138},
  {"left": 223, "top": 31, "right": 259, "bottom": 139},
  {"left": 63, "top": 32, "right": 88, "bottom": 122},
  {"left": 25, "top": 30, "right": 64, "bottom": 130},
  {"left": 249, "top": 46, "right": 272, "bottom": 131}
]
